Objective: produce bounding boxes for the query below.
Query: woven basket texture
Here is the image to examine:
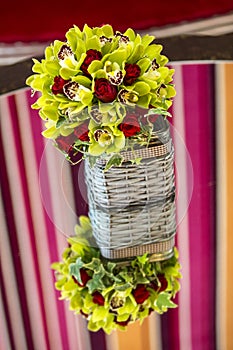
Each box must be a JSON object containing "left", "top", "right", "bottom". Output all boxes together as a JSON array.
[{"left": 85, "top": 117, "right": 176, "bottom": 259}]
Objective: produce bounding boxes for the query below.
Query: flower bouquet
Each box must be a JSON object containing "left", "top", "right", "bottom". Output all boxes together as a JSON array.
[
  {"left": 52, "top": 216, "right": 181, "bottom": 333},
  {"left": 26, "top": 24, "right": 177, "bottom": 261},
  {"left": 27, "top": 24, "right": 180, "bottom": 328},
  {"left": 26, "top": 24, "right": 175, "bottom": 168}
]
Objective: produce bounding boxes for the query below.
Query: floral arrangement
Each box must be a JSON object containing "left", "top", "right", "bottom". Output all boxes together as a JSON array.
[
  {"left": 52, "top": 216, "right": 181, "bottom": 334},
  {"left": 26, "top": 24, "right": 176, "bottom": 168}
]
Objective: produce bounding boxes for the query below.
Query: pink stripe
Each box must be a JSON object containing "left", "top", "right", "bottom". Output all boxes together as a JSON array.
[{"left": 182, "top": 64, "right": 216, "bottom": 350}]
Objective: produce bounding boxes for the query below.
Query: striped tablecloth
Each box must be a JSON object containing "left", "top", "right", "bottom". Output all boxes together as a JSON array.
[{"left": 1, "top": 62, "right": 233, "bottom": 350}]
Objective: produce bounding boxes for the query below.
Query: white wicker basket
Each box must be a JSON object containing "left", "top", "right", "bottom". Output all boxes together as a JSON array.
[{"left": 85, "top": 116, "right": 176, "bottom": 260}]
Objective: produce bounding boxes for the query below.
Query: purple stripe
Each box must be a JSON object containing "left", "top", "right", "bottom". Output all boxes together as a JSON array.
[
  {"left": 161, "top": 297, "right": 180, "bottom": 350},
  {"left": 182, "top": 64, "right": 216, "bottom": 350},
  {"left": 27, "top": 90, "right": 71, "bottom": 349},
  {"left": 0, "top": 95, "right": 34, "bottom": 350},
  {"left": 71, "top": 162, "right": 88, "bottom": 217},
  {"left": 89, "top": 330, "right": 107, "bottom": 350}
]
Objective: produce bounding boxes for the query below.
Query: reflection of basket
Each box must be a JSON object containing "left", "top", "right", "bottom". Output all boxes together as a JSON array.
[{"left": 85, "top": 116, "right": 176, "bottom": 260}]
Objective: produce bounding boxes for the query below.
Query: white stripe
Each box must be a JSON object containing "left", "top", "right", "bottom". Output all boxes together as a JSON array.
[
  {"left": 75, "top": 317, "right": 92, "bottom": 350},
  {"left": 0, "top": 94, "right": 48, "bottom": 349},
  {"left": 40, "top": 140, "right": 78, "bottom": 237},
  {"left": 0, "top": 188, "right": 27, "bottom": 350},
  {"left": 172, "top": 65, "right": 192, "bottom": 350},
  {"left": 145, "top": 13, "right": 233, "bottom": 37},
  {"left": 14, "top": 91, "right": 65, "bottom": 350},
  {"left": 148, "top": 314, "right": 162, "bottom": 350},
  {"left": 215, "top": 63, "right": 227, "bottom": 350},
  {"left": 0, "top": 290, "right": 12, "bottom": 350},
  {"left": 190, "top": 23, "right": 233, "bottom": 36}
]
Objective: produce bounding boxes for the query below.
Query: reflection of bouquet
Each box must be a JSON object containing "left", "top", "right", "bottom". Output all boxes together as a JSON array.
[
  {"left": 52, "top": 216, "right": 181, "bottom": 334},
  {"left": 26, "top": 24, "right": 175, "bottom": 167}
]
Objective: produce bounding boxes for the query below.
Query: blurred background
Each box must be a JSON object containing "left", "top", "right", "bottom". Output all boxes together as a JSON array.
[{"left": 0, "top": 1, "right": 233, "bottom": 349}]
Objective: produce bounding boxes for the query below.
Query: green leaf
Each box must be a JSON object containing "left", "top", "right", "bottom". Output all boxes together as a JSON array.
[
  {"left": 156, "top": 292, "right": 177, "bottom": 311},
  {"left": 117, "top": 297, "right": 136, "bottom": 315},
  {"left": 86, "top": 271, "right": 106, "bottom": 293},
  {"left": 70, "top": 293, "right": 83, "bottom": 310},
  {"left": 63, "top": 278, "right": 77, "bottom": 291},
  {"left": 115, "top": 283, "right": 132, "bottom": 292},
  {"left": 104, "top": 153, "right": 123, "bottom": 171},
  {"left": 69, "top": 257, "right": 84, "bottom": 284},
  {"left": 55, "top": 277, "right": 67, "bottom": 290}
]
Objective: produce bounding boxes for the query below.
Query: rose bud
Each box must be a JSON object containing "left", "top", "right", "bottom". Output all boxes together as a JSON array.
[
  {"left": 118, "top": 114, "right": 141, "bottom": 137},
  {"left": 52, "top": 76, "right": 69, "bottom": 95},
  {"left": 132, "top": 284, "right": 150, "bottom": 305},
  {"left": 72, "top": 268, "right": 91, "bottom": 287},
  {"left": 123, "top": 63, "right": 141, "bottom": 85},
  {"left": 92, "top": 291, "right": 105, "bottom": 306},
  {"left": 94, "top": 78, "right": 118, "bottom": 103},
  {"left": 81, "top": 49, "right": 102, "bottom": 76}
]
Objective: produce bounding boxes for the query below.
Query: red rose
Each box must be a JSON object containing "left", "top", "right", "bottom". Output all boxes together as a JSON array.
[
  {"left": 52, "top": 76, "right": 69, "bottom": 95},
  {"left": 150, "top": 274, "right": 168, "bottom": 292},
  {"left": 81, "top": 49, "right": 102, "bottom": 76},
  {"left": 123, "top": 63, "right": 141, "bottom": 85},
  {"left": 72, "top": 269, "right": 91, "bottom": 287},
  {"left": 132, "top": 284, "right": 150, "bottom": 304},
  {"left": 118, "top": 114, "right": 141, "bottom": 137},
  {"left": 94, "top": 78, "right": 118, "bottom": 103},
  {"left": 74, "top": 121, "right": 90, "bottom": 141},
  {"left": 56, "top": 134, "right": 76, "bottom": 153},
  {"left": 92, "top": 291, "right": 105, "bottom": 306}
]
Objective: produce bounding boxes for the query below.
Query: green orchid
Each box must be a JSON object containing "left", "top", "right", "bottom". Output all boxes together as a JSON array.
[
  {"left": 88, "top": 125, "right": 125, "bottom": 157},
  {"left": 26, "top": 24, "right": 176, "bottom": 168}
]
